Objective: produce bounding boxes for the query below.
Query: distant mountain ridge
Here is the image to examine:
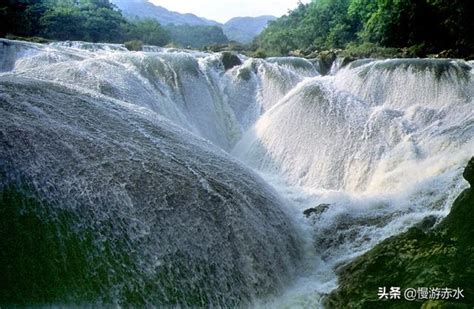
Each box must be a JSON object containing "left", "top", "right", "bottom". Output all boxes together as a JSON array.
[
  {"left": 223, "top": 16, "right": 277, "bottom": 44},
  {"left": 112, "top": 0, "right": 220, "bottom": 26},
  {"left": 111, "top": 0, "right": 275, "bottom": 44}
]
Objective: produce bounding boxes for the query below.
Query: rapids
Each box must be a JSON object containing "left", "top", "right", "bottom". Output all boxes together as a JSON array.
[{"left": 0, "top": 39, "right": 473, "bottom": 307}]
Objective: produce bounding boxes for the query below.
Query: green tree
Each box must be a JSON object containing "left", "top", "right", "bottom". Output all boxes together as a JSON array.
[
  {"left": 257, "top": 0, "right": 355, "bottom": 55},
  {"left": 165, "top": 24, "right": 228, "bottom": 49},
  {"left": 0, "top": 0, "right": 47, "bottom": 37},
  {"left": 127, "top": 18, "right": 171, "bottom": 46},
  {"left": 82, "top": 7, "right": 127, "bottom": 42},
  {"left": 40, "top": 6, "right": 87, "bottom": 41}
]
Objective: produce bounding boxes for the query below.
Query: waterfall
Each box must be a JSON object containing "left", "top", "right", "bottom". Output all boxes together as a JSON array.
[{"left": 1, "top": 38, "right": 473, "bottom": 307}]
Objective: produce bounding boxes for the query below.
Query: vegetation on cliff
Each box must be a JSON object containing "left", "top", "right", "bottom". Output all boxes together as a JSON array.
[
  {"left": 0, "top": 0, "right": 228, "bottom": 48},
  {"left": 325, "top": 157, "right": 474, "bottom": 308},
  {"left": 257, "top": 0, "right": 474, "bottom": 58},
  {"left": 0, "top": 0, "right": 169, "bottom": 45},
  {"left": 164, "top": 24, "right": 228, "bottom": 49}
]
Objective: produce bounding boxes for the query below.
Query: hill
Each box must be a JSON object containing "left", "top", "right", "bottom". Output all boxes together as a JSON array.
[
  {"left": 223, "top": 16, "right": 276, "bottom": 44},
  {"left": 111, "top": 0, "right": 220, "bottom": 26}
]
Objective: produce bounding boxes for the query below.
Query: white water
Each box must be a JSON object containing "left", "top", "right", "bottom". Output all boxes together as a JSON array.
[{"left": 1, "top": 39, "right": 473, "bottom": 307}]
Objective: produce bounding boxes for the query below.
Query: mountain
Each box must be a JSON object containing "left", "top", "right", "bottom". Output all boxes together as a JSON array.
[
  {"left": 111, "top": 0, "right": 221, "bottom": 26},
  {"left": 223, "top": 16, "right": 277, "bottom": 44},
  {"left": 111, "top": 0, "right": 276, "bottom": 44}
]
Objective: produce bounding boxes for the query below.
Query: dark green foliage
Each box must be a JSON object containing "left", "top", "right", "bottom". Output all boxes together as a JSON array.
[
  {"left": 251, "top": 48, "right": 267, "bottom": 59},
  {"left": 0, "top": 0, "right": 170, "bottom": 46},
  {"left": 40, "top": 6, "right": 88, "bottom": 41},
  {"left": 324, "top": 157, "right": 474, "bottom": 308},
  {"left": 0, "top": 0, "right": 229, "bottom": 48},
  {"left": 165, "top": 24, "right": 228, "bottom": 49},
  {"left": 126, "top": 18, "right": 170, "bottom": 46},
  {"left": 257, "top": 0, "right": 474, "bottom": 57},
  {"left": 342, "top": 42, "right": 399, "bottom": 58},
  {"left": 0, "top": 0, "right": 47, "bottom": 37},
  {"left": 257, "top": 0, "right": 356, "bottom": 55}
]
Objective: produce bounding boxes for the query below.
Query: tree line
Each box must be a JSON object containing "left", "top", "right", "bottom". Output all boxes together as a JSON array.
[
  {"left": 256, "top": 0, "right": 474, "bottom": 57},
  {"left": 0, "top": 0, "right": 229, "bottom": 49}
]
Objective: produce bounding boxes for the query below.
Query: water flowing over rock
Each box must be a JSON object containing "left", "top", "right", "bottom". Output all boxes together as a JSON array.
[
  {"left": 234, "top": 59, "right": 473, "bottom": 193},
  {"left": 0, "top": 39, "right": 473, "bottom": 308},
  {"left": 232, "top": 60, "right": 472, "bottom": 295},
  {"left": 0, "top": 40, "right": 305, "bottom": 306},
  {"left": 325, "top": 157, "right": 474, "bottom": 308}
]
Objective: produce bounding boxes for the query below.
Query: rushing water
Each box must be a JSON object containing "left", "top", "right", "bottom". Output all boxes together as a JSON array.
[{"left": 0, "top": 39, "right": 473, "bottom": 307}]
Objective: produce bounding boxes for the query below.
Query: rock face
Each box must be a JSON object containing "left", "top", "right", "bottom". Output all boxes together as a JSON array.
[
  {"left": 463, "top": 158, "right": 474, "bottom": 186},
  {"left": 324, "top": 157, "right": 474, "bottom": 309},
  {"left": 303, "top": 204, "right": 330, "bottom": 218}
]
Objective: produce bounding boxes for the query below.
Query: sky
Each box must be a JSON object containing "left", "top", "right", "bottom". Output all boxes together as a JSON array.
[{"left": 150, "top": 0, "right": 312, "bottom": 23}]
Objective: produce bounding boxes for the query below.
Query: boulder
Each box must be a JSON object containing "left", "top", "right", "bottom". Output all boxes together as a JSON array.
[
  {"left": 221, "top": 52, "right": 242, "bottom": 70},
  {"left": 303, "top": 204, "right": 330, "bottom": 218}
]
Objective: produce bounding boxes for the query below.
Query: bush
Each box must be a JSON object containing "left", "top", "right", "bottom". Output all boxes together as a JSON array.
[
  {"left": 250, "top": 48, "right": 267, "bottom": 59},
  {"left": 403, "top": 43, "right": 427, "bottom": 58},
  {"left": 124, "top": 40, "right": 143, "bottom": 51},
  {"left": 342, "top": 42, "right": 399, "bottom": 58}
]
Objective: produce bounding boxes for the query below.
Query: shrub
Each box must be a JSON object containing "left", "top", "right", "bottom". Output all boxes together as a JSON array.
[{"left": 124, "top": 40, "right": 143, "bottom": 51}]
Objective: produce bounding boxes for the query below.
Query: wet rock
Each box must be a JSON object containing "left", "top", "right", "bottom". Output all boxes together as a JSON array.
[
  {"left": 318, "top": 51, "right": 337, "bottom": 75},
  {"left": 413, "top": 215, "right": 438, "bottom": 232},
  {"left": 303, "top": 204, "right": 330, "bottom": 218},
  {"left": 222, "top": 52, "right": 242, "bottom": 70},
  {"left": 324, "top": 157, "right": 474, "bottom": 309},
  {"left": 434, "top": 49, "right": 458, "bottom": 59},
  {"left": 463, "top": 157, "right": 474, "bottom": 186},
  {"left": 340, "top": 56, "right": 355, "bottom": 68}
]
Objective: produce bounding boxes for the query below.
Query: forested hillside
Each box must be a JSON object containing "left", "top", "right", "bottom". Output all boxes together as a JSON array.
[
  {"left": 257, "top": 0, "right": 474, "bottom": 57},
  {"left": 0, "top": 0, "right": 227, "bottom": 48},
  {"left": 0, "top": 0, "right": 170, "bottom": 46}
]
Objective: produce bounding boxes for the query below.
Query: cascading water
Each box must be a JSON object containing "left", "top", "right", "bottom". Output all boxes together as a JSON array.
[
  {"left": 0, "top": 38, "right": 473, "bottom": 307},
  {"left": 234, "top": 58, "right": 474, "bottom": 307}
]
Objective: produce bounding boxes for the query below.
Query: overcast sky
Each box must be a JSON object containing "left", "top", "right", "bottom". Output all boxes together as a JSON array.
[{"left": 150, "top": 0, "right": 311, "bottom": 23}]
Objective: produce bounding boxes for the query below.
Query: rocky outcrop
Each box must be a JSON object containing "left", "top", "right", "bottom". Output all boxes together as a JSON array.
[
  {"left": 325, "top": 157, "right": 474, "bottom": 309},
  {"left": 221, "top": 52, "right": 242, "bottom": 70},
  {"left": 303, "top": 204, "right": 330, "bottom": 218}
]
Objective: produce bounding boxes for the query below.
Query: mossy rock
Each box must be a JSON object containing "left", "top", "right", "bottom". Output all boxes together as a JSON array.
[
  {"left": 221, "top": 52, "right": 242, "bottom": 70},
  {"left": 318, "top": 51, "right": 337, "bottom": 75},
  {"left": 325, "top": 157, "right": 474, "bottom": 309},
  {"left": 124, "top": 40, "right": 143, "bottom": 51},
  {"left": 0, "top": 183, "right": 255, "bottom": 307}
]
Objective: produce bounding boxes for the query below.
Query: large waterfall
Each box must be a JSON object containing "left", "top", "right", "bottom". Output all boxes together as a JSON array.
[{"left": 1, "top": 39, "right": 473, "bottom": 307}]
